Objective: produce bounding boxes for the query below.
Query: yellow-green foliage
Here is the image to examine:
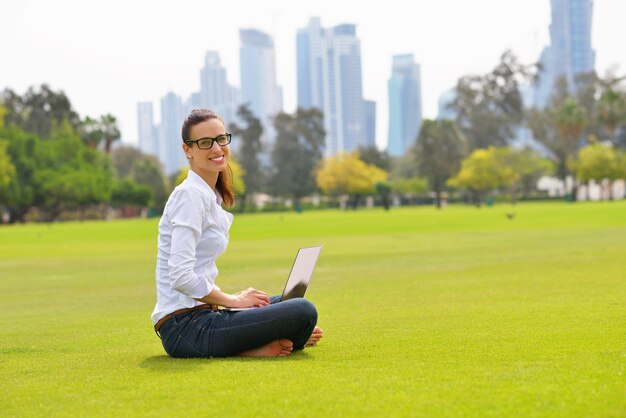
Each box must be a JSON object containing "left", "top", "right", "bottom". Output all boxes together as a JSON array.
[
  {"left": 448, "top": 147, "right": 514, "bottom": 191},
  {"left": 574, "top": 142, "right": 623, "bottom": 181},
  {"left": 316, "top": 152, "right": 388, "bottom": 195}
]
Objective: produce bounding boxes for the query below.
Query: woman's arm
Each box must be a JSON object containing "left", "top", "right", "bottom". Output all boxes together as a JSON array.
[{"left": 195, "top": 287, "right": 271, "bottom": 308}]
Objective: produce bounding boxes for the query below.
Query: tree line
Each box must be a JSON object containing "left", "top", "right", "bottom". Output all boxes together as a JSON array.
[{"left": 2, "top": 51, "right": 625, "bottom": 222}]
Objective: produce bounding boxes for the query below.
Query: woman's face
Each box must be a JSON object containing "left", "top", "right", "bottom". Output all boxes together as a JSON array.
[{"left": 183, "top": 118, "right": 230, "bottom": 177}]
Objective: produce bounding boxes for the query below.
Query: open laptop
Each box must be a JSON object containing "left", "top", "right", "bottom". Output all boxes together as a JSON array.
[{"left": 222, "top": 245, "right": 323, "bottom": 311}]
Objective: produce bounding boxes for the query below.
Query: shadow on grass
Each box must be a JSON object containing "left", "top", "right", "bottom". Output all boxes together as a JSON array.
[{"left": 140, "top": 350, "right": 313, "bottom": 372}]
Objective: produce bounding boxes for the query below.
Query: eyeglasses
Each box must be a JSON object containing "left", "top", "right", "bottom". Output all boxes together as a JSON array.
[{"left": 184, "top": 133, "right": 231, "bottom": 149}]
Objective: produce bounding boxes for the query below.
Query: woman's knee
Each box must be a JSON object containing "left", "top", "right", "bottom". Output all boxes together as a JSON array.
[{"left": 288, "top": 298, "right": 318, "bottom": 323}]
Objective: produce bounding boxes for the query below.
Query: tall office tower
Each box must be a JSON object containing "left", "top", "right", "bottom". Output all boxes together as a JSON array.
[
  {"left": 534, "top": 0, "right": 595, "bottom": 108},
  {"left": 363, "top": 100, "right": 377, "bottom": 148},
  {"left": 387, "top": 54, "right": 423, "bottom": 157},
  {"left": 297, "top": 18, "right": 367, "bottom": 155},
  {"left": 137, "top": 102, "right": 158, "bottom": 157},
  {"left": 159, "top": 92, "right": 187, "bottom": 175},
  {"left": 199, "top": 51, "right": 239, "bottom": 124},
  {"left": 239, "top": 29, "right": 283, "bottom": 144}
]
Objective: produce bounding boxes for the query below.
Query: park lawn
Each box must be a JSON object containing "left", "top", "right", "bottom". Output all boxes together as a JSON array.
[{"left": 0, "top": 201, "right": 625, "bottom": 417}]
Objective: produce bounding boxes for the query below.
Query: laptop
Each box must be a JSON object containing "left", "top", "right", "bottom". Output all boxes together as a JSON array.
[{"left": 222, "top": 245, "right": 323, "bottom": 311}]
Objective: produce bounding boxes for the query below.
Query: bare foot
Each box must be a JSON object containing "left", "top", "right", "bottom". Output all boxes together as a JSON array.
[
  {"left": 238, "top": 339, "right": 293, "bottom": 357},
  {"left": 305, "top": 326, "right": 324, "bottom": 347}
]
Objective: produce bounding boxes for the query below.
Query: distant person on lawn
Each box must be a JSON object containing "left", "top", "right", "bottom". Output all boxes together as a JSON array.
[{"left": 151, "top": 109, "right": 323, "bottom": 358}]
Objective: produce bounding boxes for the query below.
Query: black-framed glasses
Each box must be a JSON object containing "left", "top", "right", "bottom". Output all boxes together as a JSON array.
[{"left": 184, "top": 133, "right": 231, "bottom": 149}]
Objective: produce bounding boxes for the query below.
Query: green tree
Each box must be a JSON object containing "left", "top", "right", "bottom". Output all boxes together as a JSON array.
[
  {"left": 0, "top": 125, "right": 42, "bottom": 222},
  {"left": 597, "top": 88, "right": 626, "bottom": 146},
  {"left": 111, "top": 146, "right": 145, "bottom": 178},
  {"left": 269, "top": 108, "right": 325, "bottom": 208},
  {"left": 414, "top": 119, "right": 467, "bottom": 208},
  {"left": 1, "top": 84, "right": 80, "bottom": 139},
  {"left": 390, "top": 177, "right": 429, "bottom": 205},
  {"left": 130, "top": 157, "right": 169, "bottom": 213},
  {"left": 493, "top": 147, "right": 554, "bottom": 202},
  {"left": 451, "top": 50, "right": 534, "bottom": 150},
  {"left": 34, "top": 121, "right": 114, "bottom": 220},
  {"left": 573, "top": 142, "right": 622, "bottom": 200},
  {"left": 316, "top": 152, "right": 388, "bottom": 209},
  {"left": 0, "top": 140, "right": 16, "bottom": 188},
  {"left": 79, "top": 114, "right": 121, "bottom": 153},
  {"left": 229, "top": 104, "right": 264, "bottom": 205},
  {"left": 357, "top": 146, "right": 390, "bottom": 171},
  {"left": 448, "top": 147, "right": 514, "bottom": 206},
  {"left": 111, "top": 179, "right": 153, "bottom": 208},
  {"left": 375, "top": 181, "right": 392, "bottom": 211}
]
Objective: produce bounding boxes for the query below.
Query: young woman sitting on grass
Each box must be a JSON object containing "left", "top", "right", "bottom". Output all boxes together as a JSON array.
[{"left": 151, "top": 109, "right": 323, "bottom": 358}]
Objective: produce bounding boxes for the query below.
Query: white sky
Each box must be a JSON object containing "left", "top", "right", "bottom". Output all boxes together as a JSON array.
[{"left": 1, "top": 0, "right": 625, "bottom": 149}]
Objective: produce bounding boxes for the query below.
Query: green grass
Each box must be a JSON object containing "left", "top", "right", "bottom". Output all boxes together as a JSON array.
[{"left": 1, "top": 201, "right": 625, "bottom": 417}]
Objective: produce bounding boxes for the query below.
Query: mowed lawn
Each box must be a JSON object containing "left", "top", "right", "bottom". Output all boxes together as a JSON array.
[{"left": 1, "top": 201, "right": 625, "bottom": 417}]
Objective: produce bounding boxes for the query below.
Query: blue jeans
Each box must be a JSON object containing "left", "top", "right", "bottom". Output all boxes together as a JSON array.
[{"left": 158, "top": 296, "right": 318, "bottom": 358}]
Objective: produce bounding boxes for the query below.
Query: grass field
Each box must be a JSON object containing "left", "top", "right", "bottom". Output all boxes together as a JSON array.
[{"left": 1, "top": 201, "right": 625, "bottom": 417}]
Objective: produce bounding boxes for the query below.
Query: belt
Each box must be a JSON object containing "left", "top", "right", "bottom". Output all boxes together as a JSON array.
[{"left": 154, "top": 304, "right": 219, "bottom": 332}]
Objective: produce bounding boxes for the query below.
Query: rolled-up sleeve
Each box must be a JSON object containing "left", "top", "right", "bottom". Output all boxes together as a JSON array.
[{"left": 167, "top": 189, "right": 214, "bottom": 299}]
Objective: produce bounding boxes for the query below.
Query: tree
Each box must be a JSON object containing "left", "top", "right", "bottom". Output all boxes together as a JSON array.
[
  {"left": 414, "top": 119, "right": 467, "bottom": 208},
  {"left": 451, "top": 50, "right": 534, "bottom": 150},
  {"left": 597, "top": 88, "right": 626, "bottom": 145},
  {"left": 357, "top": 146, "right": 390, "bottom": 171},
  {"left": 33, "top": 121, "right": 114, "bottom": 221},
  {"left": 0, "top": 125, "right": 42, "bottom": 222},
  {"left": 316, "top": 152, "right": 388, "bottom": 209},
  {"left": 111, "top": 146, "right": 145, "bottom": 178},
  {"left": 493, "top": 147, "right": 554, "bottom": 202},
  {"left": 269, "top": 108, "right": 325, "bottom": 207},
  {"left": 1, "top": 84, "right": 80, "bottom": 139},
  {"left": 0, "top": 140, "right": 16, "bottom": 188},
  {"left": 79, "top": 114, "right": 121, "bottom": 153},
  {"left": 375, "top": 181, "right": 392, "bottom": 210},
  {"left": 390, "top": 177, "right": 429, "bottom": 205},
  {"left": 229, "top": 104, "right": 264, "bottom": 204},
  {"left": 573, "top": 142, "right": 622, "bottom": 200},
  {"left": 111, "top": 179, "right": 153, "bottom": 208},
  {"left": 448, "top": 147, "right": 515, "bottom": 206},
  {"left": 130, "top": 157, "right": 169, "bottom": 213}
]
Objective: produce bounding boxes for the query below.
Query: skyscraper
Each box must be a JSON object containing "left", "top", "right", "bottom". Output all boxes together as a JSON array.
[
  {"left": 387, "top": 54, "right": 423, "bottom": 156},
  {"left": 199, "top": 51, "right": 239, "bottom": 124},
  {"left": 239, "top": 29, "right": 282, "bottom": 143},
  {"left": 137, "top": 102, "right": 158, "bottom": 157},
  {"left": 297, "top": 18, "right": 370, "bottom": 155},
  {"left": 159, "top": 92, "right": 186, "bottom": 175},
  {"left": 534, "top": 0, "right": 595, "bottom": 108}
]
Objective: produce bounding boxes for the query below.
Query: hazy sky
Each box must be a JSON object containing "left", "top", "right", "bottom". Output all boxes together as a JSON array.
[{"left": 2, "top": 0, "right": 625, "bottom": 149}]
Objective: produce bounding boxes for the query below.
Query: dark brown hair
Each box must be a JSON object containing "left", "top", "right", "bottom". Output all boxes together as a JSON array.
[{"left": 181, "top": 109, "right": 234, "bottom": 207}]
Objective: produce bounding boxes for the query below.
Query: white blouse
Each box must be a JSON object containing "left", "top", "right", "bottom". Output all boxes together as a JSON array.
[{"left": 151, "top": 169, "right": 234, "bottom": 324}]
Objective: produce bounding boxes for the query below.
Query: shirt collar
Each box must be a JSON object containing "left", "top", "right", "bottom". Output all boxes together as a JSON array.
[{"left": 187, "top": 169, "right": 223, "bottom": 205}]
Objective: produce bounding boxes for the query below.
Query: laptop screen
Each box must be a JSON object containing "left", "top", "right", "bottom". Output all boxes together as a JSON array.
[{"left": 281, "top": 246, "right": 322, "bottom": 301}]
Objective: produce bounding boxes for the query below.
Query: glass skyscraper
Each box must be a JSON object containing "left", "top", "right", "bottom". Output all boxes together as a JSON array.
[
  {"left": 534, "top": 0, "right": 595, "bottom": 108},
  {"left": 297, "top": 18, "right": 370, "bottom": 155},
  {"left": 239, "top": 29, "right": 282, "bottom": 144},
  {"left": 198, "top": 51, "right": 239, "bottom": 125},
  {"left": 387, "top": 54, "right": 423, "bottom": 157}
]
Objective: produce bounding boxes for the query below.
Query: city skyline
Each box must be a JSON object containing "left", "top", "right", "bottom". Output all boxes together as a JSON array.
[{"left": 2, "top": 0, "right": 625, "bottom": 151}]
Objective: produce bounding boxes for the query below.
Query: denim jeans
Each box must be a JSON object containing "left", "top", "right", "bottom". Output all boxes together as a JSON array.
[{"left": 158, "top": 296, "right": 318, "bottom": 358}]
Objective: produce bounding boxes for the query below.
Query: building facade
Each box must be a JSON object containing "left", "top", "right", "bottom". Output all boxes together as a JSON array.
[
  {"left": 239, "top": 29, "right": 282, "bottom": 144},
  {"left": 387, "top": 54, "right": 423, "bottom": 156},
  {"left": 534, "top": 0, "right": 595, "bottom": 108},
  {"left": 297, "top": 18, "right": 372, "bottom": 155}
]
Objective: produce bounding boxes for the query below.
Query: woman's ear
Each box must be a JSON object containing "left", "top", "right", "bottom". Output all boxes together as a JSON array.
[{"left": 182, "top": 142, "right": 191, "bottom": 159}]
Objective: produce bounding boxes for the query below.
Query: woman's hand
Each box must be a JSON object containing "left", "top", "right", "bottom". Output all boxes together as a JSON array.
[{"left": 231, "top": 287, "right": 270, "bottom": 308}]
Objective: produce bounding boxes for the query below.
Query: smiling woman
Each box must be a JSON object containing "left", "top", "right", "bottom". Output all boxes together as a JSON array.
[{"left": 151, "top": 108, "right": 323, "bottom": 358}]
